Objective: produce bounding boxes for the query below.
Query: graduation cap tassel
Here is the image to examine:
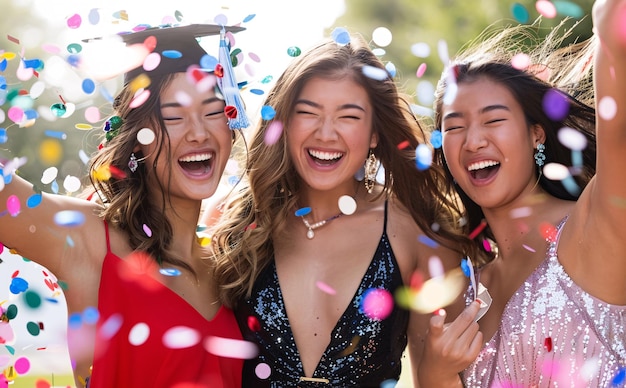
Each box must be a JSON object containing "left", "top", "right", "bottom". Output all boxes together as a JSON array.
[{"left": 218, "top": 28, "right": 250, "bottom": 130}]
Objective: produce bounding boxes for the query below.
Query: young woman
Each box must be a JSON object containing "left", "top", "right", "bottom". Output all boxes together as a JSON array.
[
  {"left": 419, "top": 1, "right": 626, "bottom": 386},
  {"left": 0, "top": 24, "right": 247, "bottom": 387},
  {"left": 212, "top": 33, "right": 480, "bottom": 386}
]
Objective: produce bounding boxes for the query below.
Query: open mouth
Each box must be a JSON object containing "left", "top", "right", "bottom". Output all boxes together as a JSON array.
[
  {"left": 467, "top": 160, "right": 500, "bottom": 180},
  {"left": 308, "top": 149, "right": 343, "bottom": 166},
  {"left": 178, "top": 152, "right": 213, "bottom": 175}
]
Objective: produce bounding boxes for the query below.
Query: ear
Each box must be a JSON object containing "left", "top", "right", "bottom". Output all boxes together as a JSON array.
[
  {"left": 369, "top": 131, "right": 379, "bottom": 149},
  {"left": 531, "top": 124, "right": 546, "bottom": 146}
]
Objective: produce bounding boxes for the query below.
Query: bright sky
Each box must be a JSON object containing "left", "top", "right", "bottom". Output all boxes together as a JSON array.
[{"left": 1, "top": 0, "right": 346, "bottom": 382}]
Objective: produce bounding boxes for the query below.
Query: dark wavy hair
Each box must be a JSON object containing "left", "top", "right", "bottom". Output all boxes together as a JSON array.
[{"left": 433, "top": 21, "right": 597, "bottom": 263}]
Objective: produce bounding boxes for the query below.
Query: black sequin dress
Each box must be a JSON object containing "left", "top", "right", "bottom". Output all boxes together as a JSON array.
[{"left": 235, "top": 203, "right": 410, "bottom": 387}]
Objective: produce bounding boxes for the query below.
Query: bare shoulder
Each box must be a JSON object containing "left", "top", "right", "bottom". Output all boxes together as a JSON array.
[{"left": 386, "top": 197, "right": 462, "bottom": 281}]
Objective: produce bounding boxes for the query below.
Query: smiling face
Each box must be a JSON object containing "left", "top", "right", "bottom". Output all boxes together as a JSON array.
[
  {"left": 140, "top": 72, "right": 232, "bottom": 203},
  {"left": 441, "top": 76, "right": 544, "bottom": 210},
  {"left": 287, "top": 76, "right": 378, "bottom": 193}
]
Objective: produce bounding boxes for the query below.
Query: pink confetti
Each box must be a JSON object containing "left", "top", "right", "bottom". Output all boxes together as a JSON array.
[
  {"left": 66, "top": 14, "right": 82, "bottom": 29},
  {"left": 536, "top": 0, "right": 557, "bottom": 18},
  {"left": 13, "top": 356, "right": 30, "bottom": 374},
  {"left": 522, "top": 244, "right": 536, "bottom": 252},
  {"left": 511, "top": 53, "right": 531, "bottom": 70},
  {"left": 143, "top": 52, "right": 161, "bottom": 72},
  {"left": 248, "top": 52, "right": 261, "bottom": 62},
  {"left": 598, "top": 96, "right": 617, "bottom": 121},
  {"left": 315, "top": 281, "right": 336, "bottom": 295},
  {"left": 7, "top": 106, "right": 23, "bottom": 123},
  {"left": 6, "top": 194, "right": 20, "bottom": 216},
  {"left": 142, "top": 224, "right": 152, "bottom": 237},
  {"left": 361, "top": 288, "right": 393, "bottom": 321},
  {"left": 264, "top": 121, "right": 283, "bottom": 145},
  {"left": 416, "top": 63, "right": 427, "bottom": 78},
  {"left": 130, "top": 89, "right": 150, "bottom": 108},
  {"left": 84, "top": 106, "right": 101, "bottom": 123},
  {"left": 204, "top": 336, "right": 258, "bottom": 359},
  {"left": 255, "top": 362, "right": 272, "bottom": 380}
]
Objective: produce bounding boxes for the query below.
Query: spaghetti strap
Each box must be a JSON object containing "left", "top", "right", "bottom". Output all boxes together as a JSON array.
[
  {"left": 103, "top": 220, "right": 112, "bottom": 253},
  {"left": 383, "top": 200, "right": 388, "bottom": 234}
]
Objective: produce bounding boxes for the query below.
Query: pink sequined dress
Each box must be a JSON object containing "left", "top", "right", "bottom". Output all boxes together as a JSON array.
[{"left": 462, "top": 218, "right": 626, "bottom": 387}]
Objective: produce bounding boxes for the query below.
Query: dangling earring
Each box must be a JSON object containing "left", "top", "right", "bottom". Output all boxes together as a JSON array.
[
  {"left": 128, "top": 152, "right": 138, "bottom": 173},
  {"left": 534, "top": 143, "right": 546, "bottom": 167},
  {"left": 364, "top": 149, "right": 377, "bottom": 194}
]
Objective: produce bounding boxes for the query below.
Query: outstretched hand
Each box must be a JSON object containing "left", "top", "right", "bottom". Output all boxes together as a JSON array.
[{"left": 417, "top": 301, "right": 483, "bottom": 387}]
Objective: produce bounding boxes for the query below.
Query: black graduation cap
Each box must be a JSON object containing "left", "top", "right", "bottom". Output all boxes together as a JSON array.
[{"left": 118, "top": 23, "right": 244, "bottom": 84}]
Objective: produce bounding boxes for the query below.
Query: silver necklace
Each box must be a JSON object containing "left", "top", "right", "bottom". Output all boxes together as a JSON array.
[{"left": 300, "top": 213, "right": 343, "bottom": 239}]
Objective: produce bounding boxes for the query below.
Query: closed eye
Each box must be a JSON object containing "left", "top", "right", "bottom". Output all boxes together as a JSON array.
[{"left": 205, "top": 110, "right": 224, "bottom": 117}]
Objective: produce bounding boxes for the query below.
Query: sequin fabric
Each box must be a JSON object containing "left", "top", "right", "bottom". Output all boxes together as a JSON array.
[
  {"left": 235, "top": 203, "right": 409, "bottom": 387},
  {"left": 462, "top": 218, "right": 626, "bottom": 387}
]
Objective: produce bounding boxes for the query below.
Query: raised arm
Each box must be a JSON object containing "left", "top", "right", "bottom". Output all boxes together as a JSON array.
[
  {"left": 569, "top": 0, "right": 626, "bottom": 305},
  {"left": 0, "top": 170, "right": 102, "bottom": 276}
]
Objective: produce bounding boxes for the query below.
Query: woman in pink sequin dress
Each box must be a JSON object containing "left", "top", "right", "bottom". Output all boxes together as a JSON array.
[{"left": 418, "top": 1, "right": 626, "bottom": 387}]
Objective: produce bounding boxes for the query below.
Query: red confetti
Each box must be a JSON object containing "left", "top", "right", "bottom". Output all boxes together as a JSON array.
[
  {"left": 7, "top": 34, "right": 19, "bottom": 44},
  {"left": 143, "top": 36, "right": 157, "bottom": 52},
  {"left": 108, "top": 165, "right": 127, "bottom": 180},
  {"left": 58, "top": 94, "right": 66, "bottom": 105},
  {"left": 214, "top": 63, "right": 224, "bottom": 78},
  {"left": 409, "top": 270, "right": 424, "bottom": 290},
  {"left": 544, "top": 336, "right": 553, "bottom": 352},
  {"left": 244, "top": 222, "right": 257, "bottom": 231},
  {"left": 397, "top": 140, "right": 410, "bottom": 150},
  {"left": 38, "top": 322, "right": 44, "bottom": 330},
  {"left": 539, "top": 221, "right": 557, "bottom": 243},
  {"left": 11, "top": 270, "right": 19, "bottom": 278},
  {"left": 224, "top": 105, "right": 238, "bottom": 119},
  {"left": 247, "top": 316, "right": 261, "bottom": 332},
  {"left": 468, "top": 219, "right": 487, "bottom": 240}
]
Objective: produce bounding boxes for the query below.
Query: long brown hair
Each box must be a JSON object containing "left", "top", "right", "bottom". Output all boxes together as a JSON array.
[
  {"left": 89, "top": 74, "right": 199, "bottom": 273},
  {"left": 213, "top": 34, "right": 479, "bottom": 308}
]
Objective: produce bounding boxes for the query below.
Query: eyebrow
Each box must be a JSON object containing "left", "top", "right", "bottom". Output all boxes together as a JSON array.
[
  {"left": 161, "top": 97, "right": 223, "bottom": 109},
  {"left": 443, "top": 104, "right": 510, "bottom": 120},
  {"left": 295, "top": 99, "right": 366, "bottom": 112}
]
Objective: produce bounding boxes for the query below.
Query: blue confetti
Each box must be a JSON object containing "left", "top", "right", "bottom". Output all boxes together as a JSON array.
[
  {"left": 294, "top": 207, "right": 312, "bottom": 217},
  {"left": 54, "top": 210, "right": 86, "bottom": 227},
  {"left": 26, "top": 193, "right": 42, "bottom": 208},
  {"left": 9, "top": 277, "right": 29, "bottom": 294},
  {"left": 160, "top": 268, "right": 182, "bottom": 277},
  {"left": 243, "top": 14, "right": 256, "bottom": 23},
  {"left": 612, "top": 367, "right": 626, "bottom": 386},
  {"left": 261, "top": 105, "right": 276, "bottom": 120},
  {"left": 331, "top": 27, "right": 351, "bottom": 45},
  {"left": 68, "top": 312, "right": 82, "bottom": 329},
  {"left": 418, "top": 234, "right": 439, "bottom": 248},
  {"left": 162, "top": 50, "right": 182, "bottom": 59},
  {"left": 249, "top": 88, "right": 265, "bottom": 95},
  {"left": 430, "top": 130, "right": 442, "bottom": 148},
  {"left": 82, "top": 78, "right": 96, "bottom": 94},
  {"left": 460, "top": 258, "right": 471, "bottom": 277},
  {"left": 82, "top": 306, "right": 100, "bottom": 325}
]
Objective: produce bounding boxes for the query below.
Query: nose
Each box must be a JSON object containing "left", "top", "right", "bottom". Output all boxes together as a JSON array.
[
  {"left": 186, "top": 116, "right": 212, "bottom": 143},
  {"left": 462, "top": 125, "right": 488, "bottom": 152},
  {"left": 314, "top": 116, "right": 339, "bottom": 141}
]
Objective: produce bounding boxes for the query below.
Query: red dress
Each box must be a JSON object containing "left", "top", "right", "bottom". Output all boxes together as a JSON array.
[{"left": 89, "top": 222, "right": 243, "bottom": 388}]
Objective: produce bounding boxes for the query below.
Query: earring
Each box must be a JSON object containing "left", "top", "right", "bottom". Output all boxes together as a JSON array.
[
  {"left": 128, "top": 152, "right": 138, "bottom": 173},
  {"left": 534, "top": 143, "right": 546, "bottom": 167},
  {"left": 364, "top": 149, "right": 377, "bottom": 194}
]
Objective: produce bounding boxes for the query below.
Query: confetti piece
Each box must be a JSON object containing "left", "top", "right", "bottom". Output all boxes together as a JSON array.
[
  {"left": 522, "top": 244, "right": 536, "bottom": 252},
  {"left": 468, "top": 219, "right": 487, "bottom": 239},
  {"left": 315, "top": 281, "right": 336, "bottom": 295},
  {"left": 331, "top": 27, "right": 351, "bottom": 46},
  {"left": 362, "top": 65, "right": 388, "bottom": 81},
  {"left": 598, "top": 96, "right": 617, "bottom": 121},
  {"left": 418, "top": 235, "right": 438, "bottom": 248},
  {"left": 162, "top": 326, "right": 200, "bottom": 349},
  {"left": 23, "top": 290, "right": 41, "bottom": 308},
  {"left": 397, "top": 140, "right": 410, "bottom": 150},
  {"left": 415, "top": 144, "right": 432, "bottom": 170},
  {"left": 372, "top": 27, "right": 392, "bottom": 47},
  {"left": 255, "top": 362, "right": 272, "bottom": 380},
  {"left": 13, "top": 356, "right": 30, "bottom": 374},
  {"left": 511, "top": 2, "right": 530, "bottom": 23},
  {"left": 411, "top": 43, "right": 430, "bottom": 58},
  {"left": 360, "top": 288, "right": 393, "bottom": 321},
  {"left": 543, "top": 89, "right": 569, "bottom": 121},
  {"left": 6, "top": 195, "right": 20, "bottom": 217},
  {"left": 286, "top": 46, "right": 301, "bottom": 57},
  {"left": 53, "top": 210, "right": 86, "bottom": 227},
  {"left": 160, "top": 268, "right": 181, "bottom": 277},
  {"left": 294, "top": 207, "right": 311, "bottom": 217},
  {"left": 539, "top": 221, "right": 557, "bottom": 243},
  {"left": 536, "top": 0, "right": 557, "bottom": 18},
  {"left": 204, "top": 336, "right": 258, "bottom": 359},
  {"left": 338, "top": 195, "right": 357, "bottom": 215},
  {"left": 260, "top": 105, "right": 276, "bottom": 120},
  {"left": 128, "top": 322, "right": 150, "bottom": 345},
  {"left": 416, "top": 63, "right": 427, "bottom": 78},
  {"left": 544, "top": 337, "right": 553, "bottom": 352}
]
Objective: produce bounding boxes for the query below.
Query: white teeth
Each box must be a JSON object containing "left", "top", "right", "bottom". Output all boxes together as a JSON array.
[
  {"left": 178, "top": 153, "right": 213, "bottom": 163},
  {"left": 467, "top": 160, "right": 499, "bottom": 171},
  {"left": 309, "top": 149, "right": 343, "bottom": 160}
]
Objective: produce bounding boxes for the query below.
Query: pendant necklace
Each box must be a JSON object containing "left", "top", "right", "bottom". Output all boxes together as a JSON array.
[{"left": 300, "top": 212, "right": 343, "bottom": 239}]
